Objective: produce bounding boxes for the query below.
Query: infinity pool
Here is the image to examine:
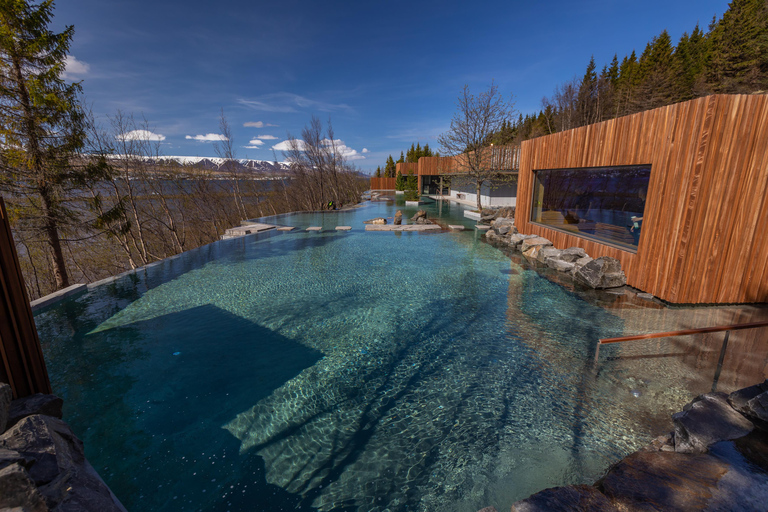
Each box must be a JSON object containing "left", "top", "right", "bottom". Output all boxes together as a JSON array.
[{"left": 34, "top": 198, "right": 768, "bottom": 511}]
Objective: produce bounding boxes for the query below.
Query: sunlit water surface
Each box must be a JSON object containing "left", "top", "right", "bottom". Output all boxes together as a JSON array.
[{"left": 35, "top": 198, "right": 768, "bottom": 511}]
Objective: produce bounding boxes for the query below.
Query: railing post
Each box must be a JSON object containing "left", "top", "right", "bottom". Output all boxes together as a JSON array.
[{"left": 711, "top": 330, "right": 731, "bottom": 393}]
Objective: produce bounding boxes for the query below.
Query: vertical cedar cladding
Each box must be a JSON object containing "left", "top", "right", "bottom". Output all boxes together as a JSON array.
[{"left": 517, "top": 94, "right": 768, "bottom": 304}]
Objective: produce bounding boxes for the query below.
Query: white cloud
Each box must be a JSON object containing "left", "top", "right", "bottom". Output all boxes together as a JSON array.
[
  {"left": 243, "top": 146, "right": 262, "bottom": 149},
  {"left": 238, "top": 93, "right": 353, "bottom": 113},
  {"left": 185, "top": 133, "right": 227, "bottom": 142},
  {"left": 362, "top": 148, "right": 369, "bottom": 153},
  {"left": 63, "top": 55, "right": 90, "bottom": 79},
  {"left": 272, "top": 138, "right": 365, "bottom": 160},
  {"left": 256, "top": 135, "right": 278, "bottom": 140},
  {"left": 116, "top": 129, "right": 166, "bottom": 142},
  {"left": 247, "top": 139, "right": 265, "bottom": 146},
  {"left": 243, "top": 121, "right": 278, "bottom": 128}
]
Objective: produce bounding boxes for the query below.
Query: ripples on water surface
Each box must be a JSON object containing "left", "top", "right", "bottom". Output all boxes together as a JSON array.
[{"left": 34, "top": 199, "right": 768, "bottom": 511}]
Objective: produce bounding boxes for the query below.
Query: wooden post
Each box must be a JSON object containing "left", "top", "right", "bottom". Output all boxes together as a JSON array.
[{"left": 0, "top": 197, "right": 53, "bottom": 398}]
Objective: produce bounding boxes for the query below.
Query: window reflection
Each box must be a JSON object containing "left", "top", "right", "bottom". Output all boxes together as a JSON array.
[{"left": 530, "top": 165, "right": 651, "bottom": 251}]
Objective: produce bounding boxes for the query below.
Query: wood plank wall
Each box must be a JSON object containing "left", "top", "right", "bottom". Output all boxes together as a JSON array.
[
  {"left": 517, "top": 94, "right": 768, "bottom": 304},
  {"left": 0, "top": 197, "right": 53, "bottom": 398},
  {"left": 370, "top": 177, "right": 396, "bottom": 190}
]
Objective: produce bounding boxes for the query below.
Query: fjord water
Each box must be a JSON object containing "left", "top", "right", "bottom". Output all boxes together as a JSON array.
[{"left": 34, "top": 199, "right": 768, "bottom": 511}]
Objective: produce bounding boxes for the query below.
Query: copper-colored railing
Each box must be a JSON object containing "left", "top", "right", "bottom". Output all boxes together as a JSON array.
[{"left": 594, "top": 320, "right": 768, "bottom": 392}]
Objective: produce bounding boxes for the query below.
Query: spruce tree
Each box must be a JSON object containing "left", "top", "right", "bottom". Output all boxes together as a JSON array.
[
  {"left": 0, "top": 0, "right": 91, "bottom": 289},
  {"left": 395, "top": 170, "right": 405, "bottom": 191},
  {"left": 384, "top": 154, "right": 396, "bottom": 177}
]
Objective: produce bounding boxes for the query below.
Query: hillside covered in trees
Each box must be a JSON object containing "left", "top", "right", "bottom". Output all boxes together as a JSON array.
[{"left": 493, "top": 0, "right": 767, "bottom": 144}]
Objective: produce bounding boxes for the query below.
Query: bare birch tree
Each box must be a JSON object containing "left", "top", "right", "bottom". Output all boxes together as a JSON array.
[{"left": 438, "top": 82, "right": 516, "bottom": 211}]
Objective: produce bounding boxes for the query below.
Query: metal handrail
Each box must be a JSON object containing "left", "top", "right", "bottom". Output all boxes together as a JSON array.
[{"left": 594, "top": 320, "right": 768, "bottom": 392}]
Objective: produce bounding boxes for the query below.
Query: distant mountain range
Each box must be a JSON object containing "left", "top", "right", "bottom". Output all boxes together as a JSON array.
[{"left": 109, "top": 155, "right": 291, "bottom": 175}]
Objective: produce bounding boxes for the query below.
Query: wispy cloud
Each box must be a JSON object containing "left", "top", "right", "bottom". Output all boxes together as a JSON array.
[
  {"left": 116, "top": 129, "right": 166, "bottom": 141},
  {"left": 185, "top": 133, "right": 227, "bottom": 142},
  {"left": 255, "top": 135, "right": 278, "bottom": 140},
  {"left": 63, "top": 55, "right": 90, "bottom": 79},
  {"left": 246, "top": 139, "right": 265, "bottom": 146},
  {"left": 243, "top": 121, "right": 278, "bottom": 128},
  {"left": 238, "top": 93, "right": 353, "bottom": 113}
]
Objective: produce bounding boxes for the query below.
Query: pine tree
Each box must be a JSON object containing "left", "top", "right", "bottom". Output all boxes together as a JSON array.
[
  {"left": 704, "top": 0, "right": 768, "bottom": 93},
  {"left": 395, "top": 170, "right": 405, "bottom": 191},
  {"left": 384, "top": 154, "right": 396, "bottom": 177},
  {"left": 374, "top": 166, "right": 381, "bottom": 178},
  {"left": 397, "top": 151, "right": 404, "bottom": 164},
  {"left": 0, "top": 0, "right": 93, "bottom": 289}
]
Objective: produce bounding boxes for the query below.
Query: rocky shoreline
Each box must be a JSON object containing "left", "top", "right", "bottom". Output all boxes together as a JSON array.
[
  {"left": 0, "top": 384, "right": 126, "bottom": 511},
  {"left": 475, "top": 380, "right": 768, "bottom": 511}
]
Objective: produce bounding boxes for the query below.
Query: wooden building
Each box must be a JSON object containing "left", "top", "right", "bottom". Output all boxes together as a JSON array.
[{"left": 516, "top": 94, "right": 768, "bottom": 305}]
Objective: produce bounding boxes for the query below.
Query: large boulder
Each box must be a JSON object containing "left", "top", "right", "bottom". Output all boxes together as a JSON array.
[
  {"left": 363, "top": 217, "right": 387, "bottom": 225},
  {"left": 0, "top": 382, "right": 11, "bottom": 433},
  {"left": 573, "top": 257, "right": 626, "bottom": 289},
  {"left": 0, "top": 463, "right": 48, "bottom": 512},
  {"left": 394, "top": 210, "right": 403, "bottom": 225},
  {"left": 729, "top": 380, "right": 768, "bottom": 423},
  {"left": 480, "top": 208, "right": 498, "bottom": 222},
  {"left": 598, "top": 450, "right": 730, "bottom": 511},
  {"left": 492, "top": 218, "right": 516, "bottom": 236},
  {"left": 511, "top": 485, "right": 617, "bottom": 511},
  {"left": 0, "top": 415, "right": 127, "bottom": 511},
  {"left": 6, "top": 394, "right": 63, "bottom": 430},
  {"left": 508, "top": 233, "right": 537, "bottom": 250},
  {"left": 549, "top": 259, "right": 575, "bottom": 273},
  {"left": 520, "top": 236, "right": 552, "bottom": 253},
  {"left": 497, "top": 206, "right": 515, "bottom": 219},
  {"left": 559, "top": 247, "right": 588, "bottom": 263},
  {"left": 537, "top": 246, "right": 562, "bottom": 265},
  {"left": 673, "top": 392, "right": 754, "bottom": 454},
  {"left": 410, "top": 210, "right": 427, "bottom": 222}
]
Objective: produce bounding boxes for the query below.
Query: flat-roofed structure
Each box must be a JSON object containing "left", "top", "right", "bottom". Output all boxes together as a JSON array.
[{"left": 516, "top": 94, "right": 768, "bottom": 304}]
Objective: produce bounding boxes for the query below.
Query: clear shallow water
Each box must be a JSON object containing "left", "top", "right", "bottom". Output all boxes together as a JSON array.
[{"left": 35, "top": 198, "right": 768, "bottom": 511}]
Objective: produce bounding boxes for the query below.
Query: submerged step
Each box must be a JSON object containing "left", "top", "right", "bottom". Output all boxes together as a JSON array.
[
  {"left": 448, "top": 225, "right": 465, "bottom": 231},
  {"left": 365, "top": 224, "right": 441, "bottom": 232},
  {"left": 475, "top": 225, "right": 491, "bottom": 230},
  {"left": 335, "top": 226, "right": 352, "bottom": 231},
  {"left": 306, "top": 226, "right": 323, "bottom": 231},
  {"left": 277, "top": 226, "right": 295, "bottom": 231}
]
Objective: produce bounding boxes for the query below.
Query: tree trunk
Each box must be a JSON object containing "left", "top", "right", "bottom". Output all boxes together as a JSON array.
[
  {"left": 476, "top": 180, "right": 483, "bottom": 211},
  {"left": 40, "top": 188, "right": 69, "bottom": 289}
]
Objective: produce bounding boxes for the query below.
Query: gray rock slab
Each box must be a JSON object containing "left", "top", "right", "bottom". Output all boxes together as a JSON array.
[
  {"left": 511, "top": 485, "right": 617, "bottom": 511},
  {"left": 673, "top": 392, "right": 754, "bottom": 454},
  {"left": 599, "top": 450, "right": 730, "bottom": 511},
  {"left": 559, "top": 247, "right": 588, "bottom": 262},
  {"left": 448, "top": 225, "right": 465, "bottom": 230},
  {"left": 30, "top": 284, "right": 88, "bottom": 312},
  {"left": 549, "top": 259, "right": 575, "bottom": 273},
  {"left": 537, "top": 247, "right": 562, "bottom": 264},
  {"left": 221, "top": 223, "right": 276, "bottom": 239},
  {"left": 0, "top": 463, "right": 48, "bottom": 512},
  {"left": 7, "top": 395, "right": 63, "bottom": 430},
  {"left": 574, "top": 257, "right": 626, "bottom": 289},
  {"left": 276, "top": 226, "right": 295, "bottom": 231},
  {"left": 520, "top": 236, "right": 552, "bottom": 253},
  {"left": 729, "top": 380, "right": 768, "bottom": 415},
  {"left": 474, "top": 225, "right": 490, "bottom": 230},
  {"left": 365, "top": 225, "right": 441, "bottom": 232},
  {"left": 363, "top": 217, "right": 387, "bottom": 225},
  {"left": 335, "top": 226, "right": 352, "bottom": 231}
]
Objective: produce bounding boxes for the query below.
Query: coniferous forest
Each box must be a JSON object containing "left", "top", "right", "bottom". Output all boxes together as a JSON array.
[{"left": 492, "top": 0, "right": 768, "bottom": 144}]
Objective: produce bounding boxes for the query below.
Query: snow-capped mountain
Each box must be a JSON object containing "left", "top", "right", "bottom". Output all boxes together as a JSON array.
[{"left": 109, "top": 155, "right": 291, "bottom": 174}]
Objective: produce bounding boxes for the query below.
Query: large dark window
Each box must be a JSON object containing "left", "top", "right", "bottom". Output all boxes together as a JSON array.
[{"left": 530, "top": 165, "right": 651, "bottom": 251}]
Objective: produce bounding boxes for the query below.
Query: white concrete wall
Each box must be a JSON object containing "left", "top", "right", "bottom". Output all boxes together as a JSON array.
[{"left": 449, "top": 179, "right": 516, "bottom": 207}]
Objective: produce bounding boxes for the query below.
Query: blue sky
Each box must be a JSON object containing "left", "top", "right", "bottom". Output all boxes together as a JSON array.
[{"left": 54, "top": 0, "right": 729, "bottom": 172}]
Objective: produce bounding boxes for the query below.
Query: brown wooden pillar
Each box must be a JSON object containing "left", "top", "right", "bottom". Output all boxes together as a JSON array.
[{"left": 0, "top": 197, "right": 53, "bottom": 398}]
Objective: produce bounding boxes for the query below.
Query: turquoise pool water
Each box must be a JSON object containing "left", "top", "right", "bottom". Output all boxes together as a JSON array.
[{"left": 34, "top": 198, "right": 768, "bottom": 511}]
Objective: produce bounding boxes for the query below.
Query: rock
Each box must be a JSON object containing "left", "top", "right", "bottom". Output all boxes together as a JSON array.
[
  {"left": 0, "top": 464, "right": 49, "bottom": 512},
  {"left": 0, "top": 382, "right": 11, "bottom": 433},
  {"left": 510, "top": 485, "right": 617, "bottom": 511},
  {"left": 598, "top": 450, "right": 729, "bottom": 511},
  {"left": 476, "top": 507, "right": 498, "bottom": 512},
  {"left": 729, "top": 380, "right": 768, "bottom": 417},
  {"left": 414, "top": 217, "right": 432, "bottom": 225},
  {"left": 410, "top": 210, "right": 427, "bottom": 221},
  {"left": 744, "top": 392, "right": 768, "bottom": 423},
  {"left": 0, "top": 415, "right": 127, "bottom": 511},
  {"left": 537, "top": 247, "right": 562, "bottom": 264},
  {"left": 480, "top": 208, "right": 498, "bottom": 222},
  {"left": 493, "top": 218, "right": 516, "bottom": 236},
  {"left": 644, "top": 433, "right": 675, "bottom": 452},
  {"left": 673, "top": 392, "right": 754, "bottom": 454},
  {"left": 522, "top": 245, "right": 543, "bottom": 261},
  {"left": 573, "top": 257, "right": 626, "bottom": 289},
  {"left": 394, "top": 210, "right": 402, "bottom": 225},
  {"left": 559, "top": 247, "right": 588, "bottom": 263},
  {"left": 549, "top": 259, "right": 575, "bottom": 273},
  {"left": 363, "top": 217, "right": 387, "bottom": 225},
  {"left": 508, "top": 233, "right": 536, "bottom": 249},
  {"left": 497, "top": 206, "right": 515, "bottom": 219},
  {"left": 569, "top": 256, "right": 593, "bottom": 276},
  {"left": 6, "top": 394, "right": 63, "bottom": 430},
  {"left": 520, "top": 236, "right": 552, "bottom": 253}
]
